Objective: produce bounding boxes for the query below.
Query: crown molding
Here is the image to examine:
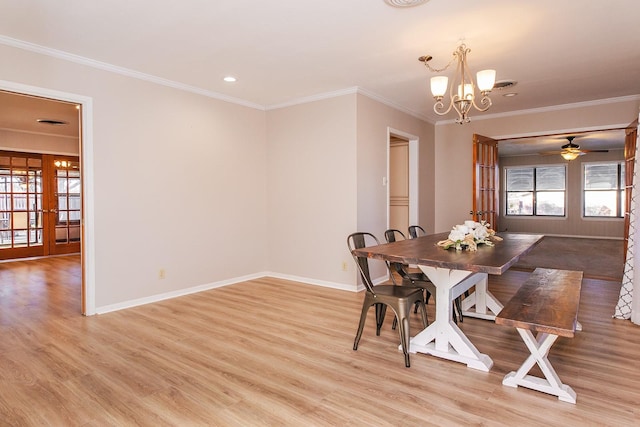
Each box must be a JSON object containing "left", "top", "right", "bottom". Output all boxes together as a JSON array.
[
  {"left": 265, "top": 86, "right": 428, "bottom": 121},
  {"left": 434, "top": 94, "right": 640, "bottom": 126},
  {"left": 0, "top": 35, "right": 264, "bottom": 111},
  {"left": 2, "top": 34, "right": 432, "bottom": 122},
  {"left": 265, "top": 87, "right": 359, "bottom": 110},
  {"left": 4, "top": 34, "right": 636, "bottom": 125},
  {"left": 266, "top": 86, "right": 431, "bottom": 123},
  {"left": 0, "top": 126, "right": 78, "bottom": 140},
  {"left": 355, "top": 87, "right": 430, "bottom": 122}
]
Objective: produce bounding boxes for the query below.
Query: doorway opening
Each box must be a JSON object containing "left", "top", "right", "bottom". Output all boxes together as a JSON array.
[
  {"left": 387, "top": 128, "right": 419, "bottom": 232},
  {"left": 0, "top": 82, "right": 94, "bottom": 315}
]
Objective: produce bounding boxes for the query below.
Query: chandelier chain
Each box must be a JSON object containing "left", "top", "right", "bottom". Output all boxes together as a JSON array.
[{"left": 421, "top": 54, "right": 456, "bottom": 74}]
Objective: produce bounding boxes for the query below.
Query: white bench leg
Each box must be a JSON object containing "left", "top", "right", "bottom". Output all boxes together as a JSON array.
[{"left": 502, "top": 328, "right": 577, "bottom": 404}]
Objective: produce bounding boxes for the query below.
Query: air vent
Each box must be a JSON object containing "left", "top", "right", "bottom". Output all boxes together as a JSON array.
[
  {"left": 384, "top": 0, "right": 429, "bottom": 7},
  {"left": 493, "top": 80, "right": 517, "bottom": 90},
  {"left": 36, "top": 119, "right": 68, "bottom": 126}
]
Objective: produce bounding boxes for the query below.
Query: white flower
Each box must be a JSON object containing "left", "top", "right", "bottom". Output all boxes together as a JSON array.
[
  {"left": 473, "top": 224, "right": 489, "bottom": 240},
  {"left": 455, "top": 224, "right": 469, "bottom": 234},
  {"left": 464, "top": 220, "right": 478, "bottom": 229},
  {"left": 449, "top": 229, "right": 466, "bottom": 242},
  {"left": 438, "top": 221, "right": 498, "bottom": 251}
]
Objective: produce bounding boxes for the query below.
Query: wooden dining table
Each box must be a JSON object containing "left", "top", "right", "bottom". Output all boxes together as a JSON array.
[{"left": 352, "top": 231, "right": 543, "bottom": 371}]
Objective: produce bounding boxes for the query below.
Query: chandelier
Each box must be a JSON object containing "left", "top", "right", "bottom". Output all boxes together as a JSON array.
[{"left": 419, "top": 44, "right": 496, "bottom": 124}]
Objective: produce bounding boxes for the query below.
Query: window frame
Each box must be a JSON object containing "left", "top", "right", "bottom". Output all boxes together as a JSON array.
[
  {"left": 504, "top": 164, "right": 567, "bottom": 218},
  {"left": 582, "top": 160, "right": 625, "bottom": 219}
]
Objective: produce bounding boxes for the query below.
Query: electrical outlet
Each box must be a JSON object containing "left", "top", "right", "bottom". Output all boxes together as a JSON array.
[
  {"left": 158, "top": 268, "right": 166, "bottom": 279},
  {"left": 341, "top": 261, "right": 348, "bottom": 272}
]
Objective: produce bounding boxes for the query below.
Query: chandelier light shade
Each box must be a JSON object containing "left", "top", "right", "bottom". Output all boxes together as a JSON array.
[
  {"left": 430, "top": 76, "right": 448, "bottom": 97},
  {"left": 420, "top": 44, "right": 496, "bottom": 124}
]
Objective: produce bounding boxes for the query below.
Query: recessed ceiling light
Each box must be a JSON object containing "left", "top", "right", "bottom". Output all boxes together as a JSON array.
[
  {"left": 223, "top": 76, "right": 237, "bottom": 83},
  {"left": 503, "top": 93, "right": 518, "bottom": 97}
]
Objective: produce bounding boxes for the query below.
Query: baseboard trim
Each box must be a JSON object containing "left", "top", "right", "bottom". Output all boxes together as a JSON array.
[
  {"left": 265, "top": 272, "right": 360, "bottom": 292},
  {"left": 95, "top": 272, "right": 359, "bottom": 314}
]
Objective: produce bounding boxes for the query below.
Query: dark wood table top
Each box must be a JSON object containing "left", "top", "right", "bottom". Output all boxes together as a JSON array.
[{"left": 352, "top": 232, "right": 544, "bottom": 275}]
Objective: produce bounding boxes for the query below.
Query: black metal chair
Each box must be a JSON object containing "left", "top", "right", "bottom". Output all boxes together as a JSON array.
[
  {"left": 404, "top": 226, "right": 465, "bottom": 324},
  {"left": 384, "top": 229, "right": 433, "bottom": 315},
  {"left": 348, "top": 232, "right": 428, "bottom": 367},
  {"left": 407, "top": 224, "right": 426, "bottom": 239}
]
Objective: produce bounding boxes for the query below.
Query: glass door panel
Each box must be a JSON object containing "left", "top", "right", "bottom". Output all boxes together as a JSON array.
[
  {"left": 0, "top": 153, "right": 44, "bottom": 258},
  {"left": 49, "top": 156, "right": 81, "bottom": 254},
  {"left": 0, "top": 151, "right": 80, "bottom": 259}
]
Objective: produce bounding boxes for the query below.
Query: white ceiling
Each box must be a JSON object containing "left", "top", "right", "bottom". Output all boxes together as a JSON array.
[
  {"left": 0, "top": 91, "right": 80, "bottom": 138},
  {"left": 0, "top": 0, "right": 639, "bottom": 153}
]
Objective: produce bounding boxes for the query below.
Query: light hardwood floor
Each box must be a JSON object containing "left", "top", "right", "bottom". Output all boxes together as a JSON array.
[{"left": 1, "top": 255, "right": 639, "bottom": 426}]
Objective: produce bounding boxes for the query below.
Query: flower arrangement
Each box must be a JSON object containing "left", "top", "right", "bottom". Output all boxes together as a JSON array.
[{"left": 437, "top": 220, "right": 502, "bottom": 251}]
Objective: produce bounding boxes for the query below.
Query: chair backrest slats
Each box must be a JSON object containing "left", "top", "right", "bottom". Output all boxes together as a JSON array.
[
  {"left": 384, "top": 228, "right": 406, "bottom": 243},
  {"left": 384, "top": 229, "right": 409, "bottom": 279},
  {"left": 347, "top": 232, "right": 381, "bottom": 293},
  {"left": 408, "top": 225, "right": 426, "bottom": 239}
]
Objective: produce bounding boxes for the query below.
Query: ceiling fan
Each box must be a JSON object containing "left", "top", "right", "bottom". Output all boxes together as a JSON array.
[{"left": 540, "top": 136, "right": 609, "bottom": 160}]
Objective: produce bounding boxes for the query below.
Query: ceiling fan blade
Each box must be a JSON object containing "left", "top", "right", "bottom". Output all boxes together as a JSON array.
[
  {"left": 582, "top": 149, "right": 609, "bottom": 153},
  {"left": 539, "top": 151, "right": 562, "bottom": 155}
]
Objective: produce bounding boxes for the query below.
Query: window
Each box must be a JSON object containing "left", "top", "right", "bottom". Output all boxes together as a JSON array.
[
  {"left": 505, "top": 166, "right": 566, "bottom": 216},
  {"left": 584, "top": 162, "right": 625, "bottom": 217}
]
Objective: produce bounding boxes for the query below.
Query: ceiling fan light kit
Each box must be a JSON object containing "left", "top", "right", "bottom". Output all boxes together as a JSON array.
[
  {"left": 557, "top": 136, "right": 608, "bottom": 160},
  {"left": 534, "top": 135, "right": 611, "bottom": 159},
  {"left": 560, "top": 136, "right": 583, "bottom": 161},
  {"left": 419, "top": 44, "right": 496, "bottom": 124},
  {"left": 561, "top": 150, "right": 582, "bottom": 161}
]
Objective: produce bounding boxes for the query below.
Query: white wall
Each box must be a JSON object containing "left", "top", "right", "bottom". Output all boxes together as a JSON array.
[
  {"left": 356, "top": 94, "right": 435, "bottom": 235},
  {"left": 0, "top": 43, "right": 269, "bottom": 311},
  {"left": 434, "top": 98, "right": 640, "bottom": 233},
  {"left": 355, "top": 94, "right": 435, "bottom": 282},
  {"left": 265, "top": 93, "right": 434, "bottom": 290},
  {"left": 266, "top": 95, "right": 358, "bottom": 289},
  {"left": 0, "top": 41, "right": 435, "bottom": 307}
]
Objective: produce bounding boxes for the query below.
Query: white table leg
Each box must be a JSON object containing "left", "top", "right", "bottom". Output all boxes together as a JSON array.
[
  {"left": 408, "top": 266, "right": 494, "bottom": 372},
  {"left": 460, "top": 273, "right": 504, "bottom": 320},
  {"left": 502, "top": 328, "right": 577, "bottom": 404}
]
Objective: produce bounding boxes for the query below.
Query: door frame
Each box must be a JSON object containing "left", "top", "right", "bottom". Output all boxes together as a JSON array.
[
  {"left": 387, "top": 127, "right": 419, "bottom": 229},
  {"left": 0, "top": 79, "right": 95, "bottom": 315},
  {"left": 472, "top": 134, "right": 499, "bottom": 230}
]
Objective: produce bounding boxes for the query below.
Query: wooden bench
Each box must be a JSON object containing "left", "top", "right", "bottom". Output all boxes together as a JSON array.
[{"left": 495, "top": 268, "right": 583, "bottom": 403}]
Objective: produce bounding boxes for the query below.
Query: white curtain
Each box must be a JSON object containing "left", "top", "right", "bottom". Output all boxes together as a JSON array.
[{"left": 615, "top": 115, "right": 640, "bottom": 324}]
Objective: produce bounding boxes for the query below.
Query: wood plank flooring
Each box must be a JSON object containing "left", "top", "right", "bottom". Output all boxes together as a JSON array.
[{"left": 1, "top": 255, "right": 639, "bottom": 426}]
